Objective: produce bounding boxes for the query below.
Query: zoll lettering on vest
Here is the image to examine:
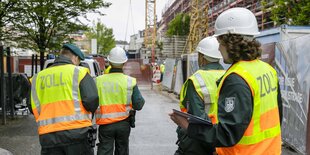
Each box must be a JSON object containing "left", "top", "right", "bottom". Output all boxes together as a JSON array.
[{"left": 39, "top": 72, "right": 65, "bottom": 89}]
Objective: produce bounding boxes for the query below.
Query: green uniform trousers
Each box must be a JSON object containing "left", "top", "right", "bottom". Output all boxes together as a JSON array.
[
  {"left": 41, "top": 139, "right": 93, "bottom": 155},
  {"left": 97, "top": 120, "right": 131, "bottom": 155}
]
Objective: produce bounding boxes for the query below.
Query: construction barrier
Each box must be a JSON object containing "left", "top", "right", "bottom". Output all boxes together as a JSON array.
[
  {"left": 152, "top": 64, "right": 161, "bottom": 84},
  {"left": 257, "top": 25, "right": 310, "bottom": 154},
  {"left": 161, "top": 58, "right": 176, "bottom": 92},
  {"left": 186, "top": 53, "right": 199, "bottom": 78},
  {"left": 173, "top": 59, "right": 183, "bottom": 95},
  {"left": 274, "top": 35, "right": 310, "bottom": 154}
]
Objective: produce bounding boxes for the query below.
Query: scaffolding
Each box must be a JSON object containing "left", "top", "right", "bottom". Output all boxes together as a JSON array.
[
  {"left": 144, "top": 0, "right": 157, "bottom": 63},
  {"left": 206, "top": 0, "right": 274, "bottom": 34},
  {"left": 187, "top": 0, "right": 209, "bottom": 53},
  {"left": 159, "top": 0, "right": 275, "bottom": 38}
]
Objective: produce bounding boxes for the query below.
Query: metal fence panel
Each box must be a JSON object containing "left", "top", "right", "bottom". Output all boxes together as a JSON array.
[
  {"left": 275, "top": 34, "right": 310, "bottom": 154},
  {"left": 162, "top": 58, "right": 176, "bottom": 91},
  {"left": 173, "top": 60, "right": 183, "bottom": 95}
]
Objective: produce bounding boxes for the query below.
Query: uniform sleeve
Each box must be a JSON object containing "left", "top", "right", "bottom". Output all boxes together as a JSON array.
[
  {"left": 131, "top": 85, "right": 145, "bottom": 110},
  {"left": 79, "top": 73, "right": 99, "bottom": 114},
  {"left": 185, "top": 80, "right": 208, "bottom": 119},
  {"left": 187, "top": 73, "right": 253, "bottom": 147}
]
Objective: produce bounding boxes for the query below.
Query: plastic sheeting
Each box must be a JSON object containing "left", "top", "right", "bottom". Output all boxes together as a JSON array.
[
  {"left": 275, "top": 34, "right": 310, "bottom": 154},
  {"left": 162, "top": 58, "right": 176, "bottom": 91}
]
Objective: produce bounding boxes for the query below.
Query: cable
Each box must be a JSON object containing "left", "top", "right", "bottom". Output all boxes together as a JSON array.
[
  {"left": 130, "top": 0, "right": 135, "bottom": 35},
  {"left": 124, "top": 0, "right": 130, "bottom": 42},
  {"left": 124, "top": 0, "right": 135, "bottom": 42}
]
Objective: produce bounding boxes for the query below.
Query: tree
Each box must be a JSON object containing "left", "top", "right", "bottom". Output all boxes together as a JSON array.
[
  {"left": 166, "top": 13, "right": 190, "bottom": 36},
  {"left": 0, "top": 0, "right": 20, "bottom": 43},
  {"left": 85, "top": 22, "right": 115, "bottom": 55},
  {"left": 271, "top": 0, "right": 310, "bottom": 26},
  {"left": 12, "top": 0, "right": 111, "bottom": 69}
]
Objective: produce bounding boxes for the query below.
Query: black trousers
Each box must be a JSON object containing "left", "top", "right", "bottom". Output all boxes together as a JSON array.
[
  {"left": 97, "top": 120, "right": 131, "bottom": 155},
  {"left": 41, "top": 140, "right": 93, "bottom": 155}
]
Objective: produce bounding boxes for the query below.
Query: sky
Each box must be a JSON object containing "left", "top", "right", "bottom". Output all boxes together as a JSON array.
[{"left": 84, "top": 0, "right": 171, "bottom": 42}]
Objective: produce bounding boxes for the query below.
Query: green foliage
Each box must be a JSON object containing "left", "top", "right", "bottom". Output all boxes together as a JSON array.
[
  {"left": 166, "top": 13, "right": 190, "bottom": 36},
  {"left": 271, "top": 0, "right": 310, "bottom": 26},
  {"left": 156, "top": 41, "right": 163, "bottom": 51},
  {"left": 11, "top": 0, "right": 111, "bottom": 52},
  {"left": 0, "top": 0, "right": 20, "bottom": 42},
  {"left": 85, "top": 22, "right": 115, "bottom": 55}
]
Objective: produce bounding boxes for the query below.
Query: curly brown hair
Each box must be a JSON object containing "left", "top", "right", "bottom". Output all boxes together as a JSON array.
[{"left": 218, "top": 34, "right": 261, "bottom": 62}]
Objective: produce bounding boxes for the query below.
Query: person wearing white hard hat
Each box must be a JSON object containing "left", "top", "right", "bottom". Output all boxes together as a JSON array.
[
  {"left": 170, "top": 8, "right": 282, "bottom": 155},
  {"left": 95, "top": 47, "right": 145, "bottom": 155},
  {"left": 173, "top": 36, "right": 225, "bottom": 155}
]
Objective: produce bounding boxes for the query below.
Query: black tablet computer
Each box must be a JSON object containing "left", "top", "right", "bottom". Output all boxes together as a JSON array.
[{"left": 172, "top": 109, "right": 212, "bottom": 125}]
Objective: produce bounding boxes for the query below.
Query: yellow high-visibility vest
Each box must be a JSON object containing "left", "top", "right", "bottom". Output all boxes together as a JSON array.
[
  {"left": 31, "top": 64, "right": 92, "bottom": 135},
  {"left": 160, "top": 64, "right": 165, "bottom": 73},
  {"left": 180, "top": 70, "right": 225, "bottom": 124},
  {"left": 216, "top": 60, "right": 281, "bottom": 155},
  {"left": 95, "top": 73, "right": 136, "bottom": 125}
]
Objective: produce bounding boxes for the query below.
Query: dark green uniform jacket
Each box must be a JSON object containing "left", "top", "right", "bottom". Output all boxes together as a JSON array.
[
  {"left": 187, "top": 66, "right": 283, "bottom": 147},
  {"left": 176, "top": 62, "right": 224, "bottom": 155},
  {"left": 28, "top": 55, "right": 99, "bottom": 148}
]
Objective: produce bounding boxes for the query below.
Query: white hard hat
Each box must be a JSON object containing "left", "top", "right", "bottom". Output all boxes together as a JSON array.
[
  {"left": 214, "top": 7, "right": 260, "bottom": 36},
  {"left": 195, "top": 36, "right": 222, "bottom": 60},
  {"left": 107, "top": 47, "right": 128, "bottom": 64}
]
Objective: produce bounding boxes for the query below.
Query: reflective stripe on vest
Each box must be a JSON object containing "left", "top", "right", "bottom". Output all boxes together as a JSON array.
[
  {"left": 216, "top": 60, "right": 281, "bottom": 154},
  {"left": 95, "top": 73, "right": 136, "bottom": 125},
  {"left": 31, "top": 74, "right": 40, "bottom": 118},
  {"left": 179, "top": 70, "right": 225, "bottom": 123},
  {"left": 31, "top": 65, "right": 91, "bottom": 135}
]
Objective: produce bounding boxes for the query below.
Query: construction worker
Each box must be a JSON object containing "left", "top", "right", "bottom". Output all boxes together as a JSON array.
[
  {"left": 175, "top": 36, "right": 225, "bottom": 155},
  {"left": 170, "top": 7, "right": 282, "bottom": 155},
  {"left": 160, "top": 62, "right": 165, "bottom": 82},
  {"left": 29, "top": 43, "right": 99, "bottom": 154},
  {"left": 96, "top": 47, "right": 145, "bottom": 155}
]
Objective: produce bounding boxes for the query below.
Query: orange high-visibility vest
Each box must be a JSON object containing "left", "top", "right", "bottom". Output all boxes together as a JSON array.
[
  {"left": 216, "top": 60, "right": 281, "bottom": 155},
  {"left": 179, "top": 70, "right": 224, "bottom": 124},
  {"left": 95, "top": 73, "right": 136, "bottom": 125},
  {"left": 31, "top": 65, "right": 92, "bottom": 135}
]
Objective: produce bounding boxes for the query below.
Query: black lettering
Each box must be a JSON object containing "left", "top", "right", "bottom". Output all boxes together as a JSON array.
[
  {"left": 257, "top": 76, "right": 265, "bottom": 97},
  {"left": 53, "top": 73, "right": 59, "bottom": 86},
  {"left": 59, "top": 72, "right": 65, "bottom": 86},
  {"left": 45, "top": 74, "right": 52, "bottom": 88},
  {"left": 269, "top": 72, "right": 277, "bottom": 91},
  {"left": 40, "top": 76, "right": 45, "bottom": 89},
  {"left": 263, "top": 74, "right": 271, "bottom": 94}
]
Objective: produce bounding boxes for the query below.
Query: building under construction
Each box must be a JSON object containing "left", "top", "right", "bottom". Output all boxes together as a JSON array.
[{"left": 158, "top": 0, "right": 274, "bottom": 38}]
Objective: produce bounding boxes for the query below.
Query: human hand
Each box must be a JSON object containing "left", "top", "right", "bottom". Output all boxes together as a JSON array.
[{"left": 169, "top": 112, "right": 189, "bottom": 129}]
